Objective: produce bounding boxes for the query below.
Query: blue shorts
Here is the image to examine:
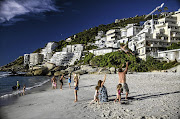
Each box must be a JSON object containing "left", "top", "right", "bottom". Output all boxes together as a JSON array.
[
  {"left": 75, "top": 86, "right": 79, "bottom": 90},
  {"left": 68, "top": 78, "right": 71, "bottom": 83}
]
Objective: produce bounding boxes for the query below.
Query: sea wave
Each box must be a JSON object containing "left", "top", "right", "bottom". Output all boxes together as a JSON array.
[
  {"left": 0, "top": 79, "right": 50, "bottom": 98},
  {"left": 0, "top": 72, "right": 11, "bottom": 79}
]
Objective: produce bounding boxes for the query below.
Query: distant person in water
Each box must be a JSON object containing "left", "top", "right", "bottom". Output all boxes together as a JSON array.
[
  {"left": 17, "top": 81, "right": 20, "bottom": 90},
  {"left": 74, "top": 73, "right": 79, "bottom": 102},
  {"left": 59, "top": 74, "right": 64, "bottom": 90},
  {"left": 118, "top": 43, "right": 134, "bottom": 56},
  {"left": 118, "top": 62, "right": 129, "bottom": 100}
]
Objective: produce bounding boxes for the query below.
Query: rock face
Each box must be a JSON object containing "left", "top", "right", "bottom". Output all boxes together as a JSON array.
[
  {"left": 33, "top": 67, "right": 49, "bottom": 76},
  {"left": 80, "top": 65, "right": 98, "bottom": 74},
  {"left": 73, "top": 70, "right": 87, "bottom": 75},
  {"left": 109, "top": 67, "right": 116, "bottom": 74},
  {"left": 65, "top": 67, "right": 75, "bottom": 73},
  {"left": 43, "top": 62, "right": 55, "bottom": 70},
  {"left": 98, "top": 68, "right": 111, "bottom": 74},
  {"left": 52, "top": 66, "right": 66, "bottom": 72}
]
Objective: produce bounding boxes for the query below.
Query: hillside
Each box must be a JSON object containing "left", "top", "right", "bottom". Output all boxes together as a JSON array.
[{"left": 1, "top": 13, "right": 179, "bottom": 72}]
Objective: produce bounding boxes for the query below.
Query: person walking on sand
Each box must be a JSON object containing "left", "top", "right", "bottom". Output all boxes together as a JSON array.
[
  {"left": 74, "top": 74, "right": 79, "bottom": 102},
  {"left": 67, "top": 73, "right": 71, "bottom": 89},
  {"left": 21, "top": 85, "right": 26, "bottom": 96},
  {"left": 98, "top": 74, "right": 108, "bottom": 102},
  {"left": 118, "top": 43, "right": 134, "bottom": 57},
  {"left": 59, "top": 74, "right": 64, "bottom": 90},
  {"left": 118, "top": 62, "right": 129, "bottom": 100}
]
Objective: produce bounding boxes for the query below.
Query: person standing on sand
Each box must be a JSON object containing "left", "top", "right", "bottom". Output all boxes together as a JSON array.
[
  {"left": 74, "top": 74, "right": 79, "bottom": 102},
  {"left": 51, "top": 76, "right": 56, "bottom": 89},
  {"left": 98, "top": 74, "right": 108, "bottom": 102},
  {"left": 118, "top": 62, "right": 129, "bottom": 100},
  {"left": 59, "top": 74, "right": 64, "bottom": 90},
  {"left": 67, "top": 73, "right": 71, "bottom": 89}
]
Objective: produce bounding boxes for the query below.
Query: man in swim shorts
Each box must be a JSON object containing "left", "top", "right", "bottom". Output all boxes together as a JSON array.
[{"left": 118, "top": 62, "right": 129, "bottom": 100}]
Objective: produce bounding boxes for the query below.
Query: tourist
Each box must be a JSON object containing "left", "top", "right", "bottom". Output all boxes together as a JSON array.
[
  {"left": 17, "top": 81, "right": 20, "bottom": 90},
  {"left": 118, "top": 43, "right": 134, "bottom": 56},
  {"left": 59, "top": 74, "right": 64, "bottom": 90},
  {"left": 51, "top": 76, "right": 56, "bottom": 89},
  {"left": 90, "top": 86, "right": 100, "bottom": 105},
  {"left": 74, "top": 73, "right": 79, "bottom": 102},
  {"left": 114, "top": 84, "right": 122, "bottom": 103},
  {"left": 118, "top": 62, "right": 129, "bottom": 100},
  {"left": 21, "top": 85, "right": 26, "bottom": 96},
  {"left": 98, "top": 74, "right": 108, "bottom": 102},
  {"left": 67, "top": 73, "right": 71, "bottom": 89}
]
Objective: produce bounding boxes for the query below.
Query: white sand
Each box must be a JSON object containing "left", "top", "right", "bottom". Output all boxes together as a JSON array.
[{"left": 0, "top": 72, "right": 180, "bottom": 119}]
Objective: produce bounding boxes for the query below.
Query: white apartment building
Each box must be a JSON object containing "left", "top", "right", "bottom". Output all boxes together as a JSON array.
[
  {"left": 66, "top": 37, "right": 72, "bottom": 42},
  {"left": 29, "top": 53, "right": 44, "bottom": 67},
  {"left": 24, "top": 54, "right": 30, "bottom": 66},
  {"left": 41, "top": 42, "right": 58, "bottom": 62},
  {"left": 62, "top": 44, "right": 84, "bottom": 53},
  {"left": 50, "top": 52, "right": 74, "bottom": 66},
  {"left": 106, "top": 29, "right": 121, "bottom": 48},
  {"left": 89, "top": 48, "right": 118, "bottom": 56},
  {"left": 95, "top": 31, "right": 104, "bottom": 40},
  {"left": 158, "top": 49, "right": 180, "bottom": 62},
  {"left": 131, "top": 11, "right": 180, "bottom": 60}
]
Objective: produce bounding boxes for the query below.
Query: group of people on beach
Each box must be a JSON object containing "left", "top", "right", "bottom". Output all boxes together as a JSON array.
[
  {"left": 90, "top": 61, "right": 129, "bottom": 104},
  {"left": 51, "top": 73, "right": 80, "bottom": 102},
  {"left": 50, "top": 60, "right": 129, "bottom": 104}
]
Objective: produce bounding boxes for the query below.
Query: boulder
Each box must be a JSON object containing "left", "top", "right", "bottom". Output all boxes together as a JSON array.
[
  {"left": 73, "top": 70, "right": 87, "bottom": 75},
  {"left": 80, "top": 65, "right": 98, "bottom": 74},
  {"left": 98, "top": 68, "right": 111, "bottom": 74},
  {"left": 109, "top": 67, "right": 116, "bottom": 74},
  {"left": 54, "top": 71, "right": 61, "bottom": 76},
  {"left": 43, "top": 62, "right": 55, "bottom": 70},
  {"left": 65, "top": 67, "right": 75, "bottom": 73},
  {"left": 52, "top": 66, "right": 66, "bottom": 71},
  {"left": 33, "top": 67, "right": 49, "bottom": 76},
  {"left": 25, "top": 71, "right": 33, "bottom": 76},
  {"left": 47, "top": 71, "right": 53, "bottom": 76}
]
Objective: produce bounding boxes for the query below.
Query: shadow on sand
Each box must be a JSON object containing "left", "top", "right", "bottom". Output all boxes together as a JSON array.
[{"left": 108, "top": 91, "right": 180, "bottom": 105}]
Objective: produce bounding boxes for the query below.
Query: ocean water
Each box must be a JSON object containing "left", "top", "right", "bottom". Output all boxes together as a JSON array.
[{"left": 0, "top": 72, "right": 51, "bottom": 98}]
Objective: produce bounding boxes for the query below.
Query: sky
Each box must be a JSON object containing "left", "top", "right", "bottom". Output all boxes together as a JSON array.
[{"left": 0, "top": 0, "right": 180, "bottom": 66}]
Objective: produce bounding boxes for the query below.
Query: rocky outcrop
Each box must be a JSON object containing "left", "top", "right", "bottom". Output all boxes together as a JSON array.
[
  {"left": 98, "top": 68, "right": 111, "bottom": 74},
  {"left": 33, "top": 67, "right": 49, "bottom": 76},
  {"left": 73, "top": 70, "right": 87, "bottom": 75},
  {"left": 109, "top": 67, "right": 116, "bottom": 74},
  {"left": 43, "top": 62, "right": 55, "bottom": 70},
  {"left": 80, "top": 65, "right": 98, "bottom": 74}
]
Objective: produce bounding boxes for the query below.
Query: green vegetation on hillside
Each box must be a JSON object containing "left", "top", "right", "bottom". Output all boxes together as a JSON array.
[
  {"left": 79, "top": 51, "right": 179, "bottom": 72},
  {"left": 167, "top": 42, "right": 180, "bottom": 50}
]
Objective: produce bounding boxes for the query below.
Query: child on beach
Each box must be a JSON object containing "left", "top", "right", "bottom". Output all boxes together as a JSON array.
[
  {"left": 118, "top": 43, "right": 134, "bottom": 57},
  {"left": 74, "top": 73, "right": 79, "bottom": 102},
  {"left": 114, "top": 84, "right": 122, "bottom": 103},
  {"left": 21, "top": 85, "right": 26, "bottom": 96},
  {"left": 53, "top": 80, "right": 57, "bottom": 89},
  {"left": 51, "top": 76, "right": 57, "bottom": 89},
  {"left": 90, "top": 86, "right": 100, "bottom": 105}
]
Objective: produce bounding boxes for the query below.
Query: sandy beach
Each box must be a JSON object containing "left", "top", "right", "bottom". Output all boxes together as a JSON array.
[{"left": 0, "top": 72, "right": 180, "bottom": 119}]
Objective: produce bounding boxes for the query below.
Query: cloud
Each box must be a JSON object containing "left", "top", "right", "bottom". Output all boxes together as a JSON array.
[{"left": 0, "top": 0, "right": 59, "bottom": 24}]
